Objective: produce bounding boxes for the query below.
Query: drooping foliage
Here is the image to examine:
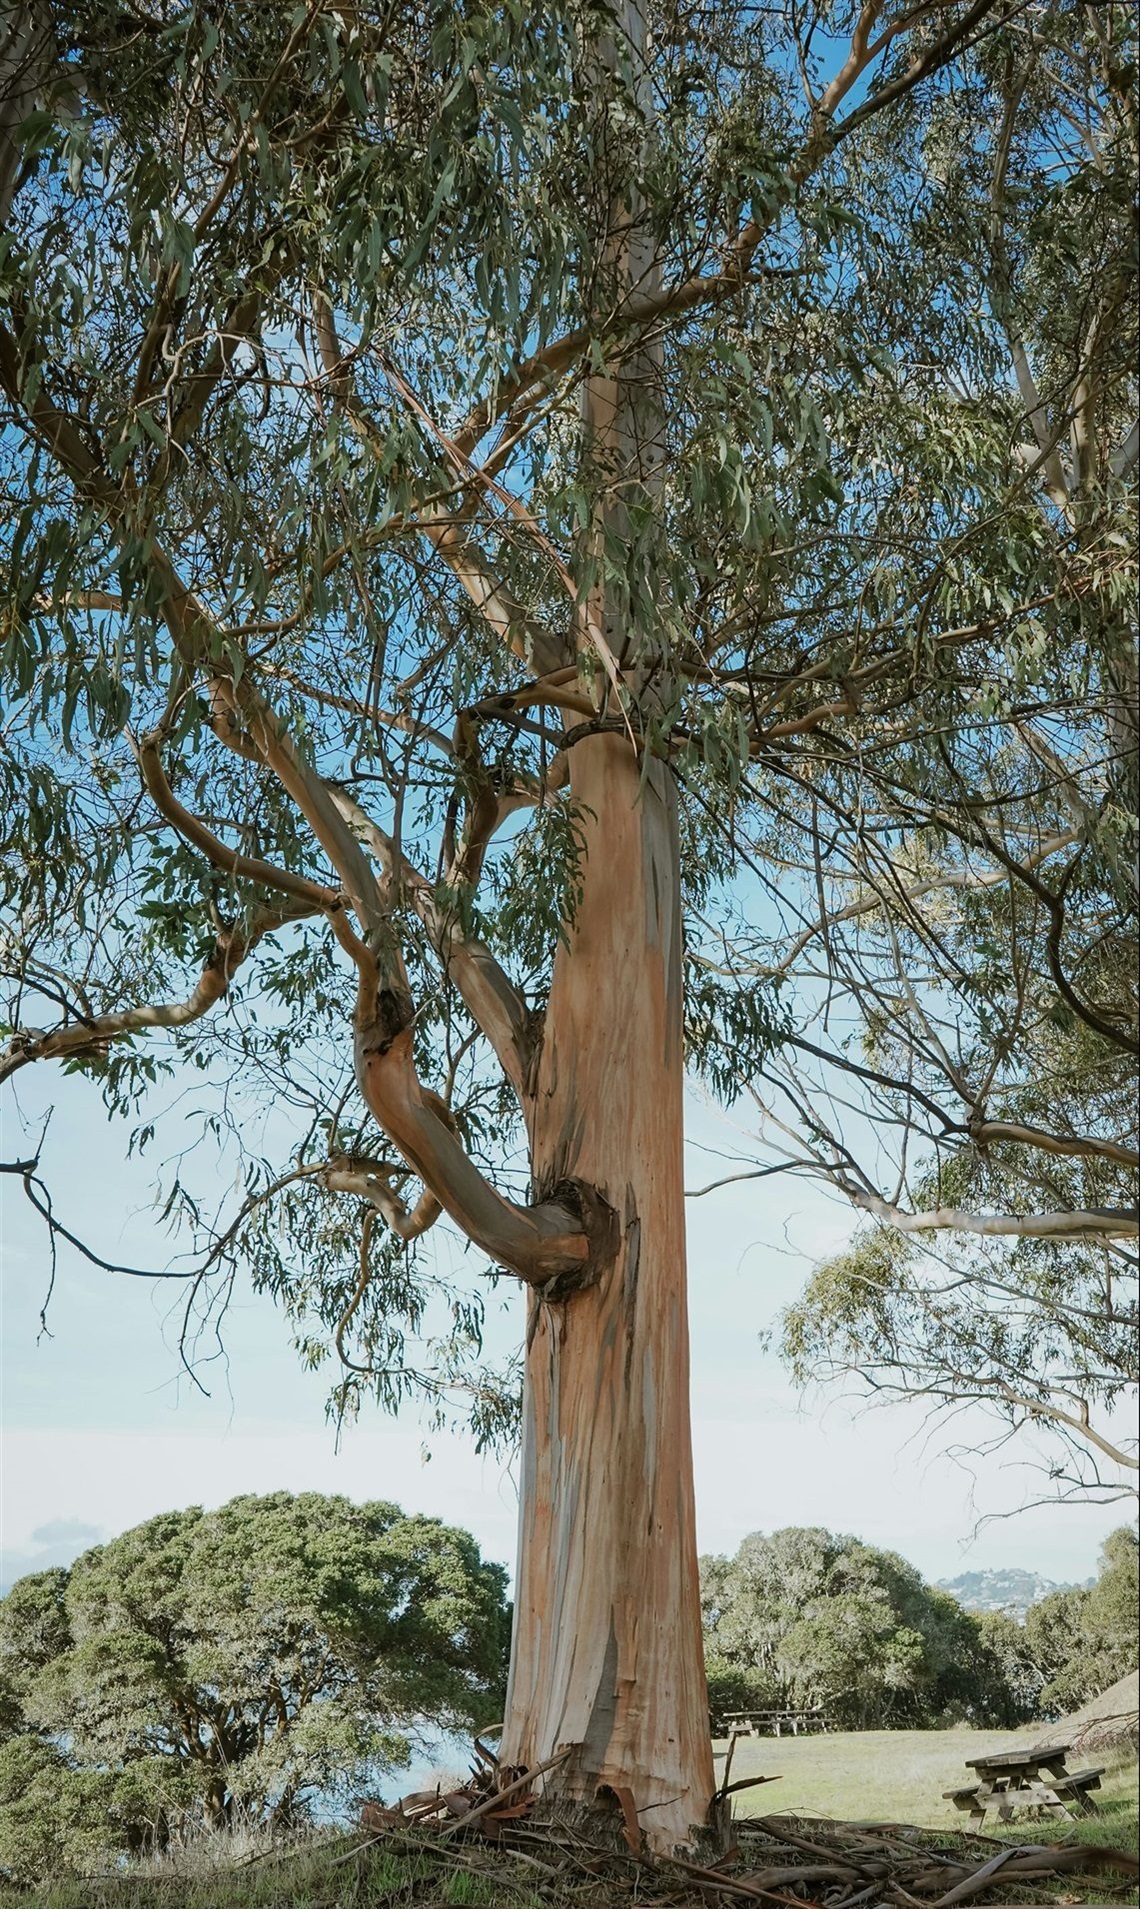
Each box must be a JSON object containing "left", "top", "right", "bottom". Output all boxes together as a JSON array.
[
  {"left": 0, "top": 0, "right": 1135, "bottom": 1489},
  {"left": 0, "top": 1492, "right": 509, "bottom": 1880},
  {"left": 779, "top": 1204, "right": 1138, "bottom": 1504}
]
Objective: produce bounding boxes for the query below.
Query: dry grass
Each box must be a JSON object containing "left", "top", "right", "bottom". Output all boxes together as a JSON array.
[
  {"left": 2, "top": 1734, "right": 1135, "bottom": 1909},
  {"left": 0, "top": 1834, "right": 551, "bottom": 1909}
]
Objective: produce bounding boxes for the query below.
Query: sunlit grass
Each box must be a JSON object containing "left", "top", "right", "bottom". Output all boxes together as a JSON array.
[
  {"left": 3, "top": 1737, "right": 1134, "bottom": 1908},
  {"left": 717, "top": 1727, "right": 1139, "bottom": 1842}
]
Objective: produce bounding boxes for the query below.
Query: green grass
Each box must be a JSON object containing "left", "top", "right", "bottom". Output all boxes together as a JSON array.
[
  {"left": 716, "top": 1726, "right": 1139, "bottom": 1841},
  {"left": 2, "top": 1738, "right": 1134, "bottom": 1908}
]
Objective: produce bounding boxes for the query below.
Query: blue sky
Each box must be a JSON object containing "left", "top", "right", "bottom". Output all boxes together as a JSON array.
[{"left": 3, "top": 1060, "right": 1131, "bottom": 1598}]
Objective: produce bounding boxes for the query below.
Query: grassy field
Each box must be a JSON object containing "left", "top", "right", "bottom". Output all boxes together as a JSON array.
[
  {"left": 717, "top": 1725, "right": 1139, "bottom": 1840},
  {"left": 2, "top": 1734, "right": 1134, "bottom": 1908}
]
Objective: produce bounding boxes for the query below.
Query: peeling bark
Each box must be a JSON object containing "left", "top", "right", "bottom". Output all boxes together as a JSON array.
[{"left": 501, "top": 734, "right": 715, "bottom": 1853}]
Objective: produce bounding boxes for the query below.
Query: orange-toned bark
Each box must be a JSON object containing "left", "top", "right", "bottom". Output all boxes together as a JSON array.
[
  {"left": 500, "top": 732, "right": 715, "bottom": 1853},
  {"left": 355, "top": 1025, "right": 593, "bottom": 1285}
]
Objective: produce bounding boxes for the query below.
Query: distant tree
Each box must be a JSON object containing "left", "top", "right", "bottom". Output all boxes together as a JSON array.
[
  {"left": 1024, "top": 1525, "right": 1139, "bottom": 1715},
  {"left": 970, "top": 1612, "right": 1046, "bottom": 1729},
  {"left": 701, "top": 1527, "right": 1036, "bottom": 1729},
  {"left": 0, "top": 1740, "right": 122, "bottom": 1889},
  {"left": 0, "top": 1492, "right": 509, "bottom": 1879}
]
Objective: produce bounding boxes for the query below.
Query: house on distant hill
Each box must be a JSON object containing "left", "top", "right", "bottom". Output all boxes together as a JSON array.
[{"left": 937, "top": 1568, "right": 1094, "bottom": 1622}]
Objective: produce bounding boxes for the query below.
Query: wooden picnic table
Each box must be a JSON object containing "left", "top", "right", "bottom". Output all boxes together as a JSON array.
[
  {"left": 943, "top": 1740, "right": 1104, "bottom": 1832},
  {"left": 720, "top": 1708, "right": 828, "bottom": 1738}
]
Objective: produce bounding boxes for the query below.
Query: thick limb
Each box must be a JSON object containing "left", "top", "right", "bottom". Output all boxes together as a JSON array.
[{"left": 328, "top": 786, "right": 536, "bottom": 1099}]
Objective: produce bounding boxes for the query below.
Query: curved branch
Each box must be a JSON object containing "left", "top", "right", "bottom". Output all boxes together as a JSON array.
[
  {"left": 969, "top": 1376, "right": 1139, "bottom": 1472},
  {"left": 0, "top": 907, "right": 305, "bottom": 1085},
  {"left": 971, "top": 1120, "right": 1139, "bottom": 1170},
  {"left": 334, "top": 1207, "right": 379, "bottom": 1371},
  {"left": 2, "top": 1153, "right": 192, "bottom": 1279},
  {"left": 355, "top": 1025, "right": 591, "bottom": 1284},
  {"left": 136, "top": 730, "right": 338, "bottom": 911},
  {"left": 328, "top": 786, "right": 535, "bottom": 1098},
  {"left": 971, "top": 819, "right": 1138, "bottom": 1057},
  {"left": 323, "top": 1147, "right": 445, "bottom": 1242},
  {"left": 840, "top": 1183, "right": 1139, "bottom": 1241}
]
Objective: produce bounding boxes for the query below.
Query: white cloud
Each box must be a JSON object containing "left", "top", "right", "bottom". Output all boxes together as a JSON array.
[{"left": 0, "top": 1426, "right": 520, "bottom": 1589}]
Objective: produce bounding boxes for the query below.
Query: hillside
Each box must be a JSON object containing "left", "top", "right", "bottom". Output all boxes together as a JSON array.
[{"left": 937, "top": 1567, "right": 1091, "bottom": 1618}]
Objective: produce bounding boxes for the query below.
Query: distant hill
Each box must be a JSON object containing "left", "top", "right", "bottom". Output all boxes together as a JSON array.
[{"left": 938, "top": 1566, "right": 1093, "bottom": 1619}]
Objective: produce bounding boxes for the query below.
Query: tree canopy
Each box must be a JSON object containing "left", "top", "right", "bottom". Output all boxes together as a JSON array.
[
  {"left": 1, "top": 0, "right": 1135, "bottom": 1501},
  {"left": 1023, "top": 1524, "right": 1139, "bottom": 1715},
  {"left": 701, "top": 1523, "right": 1139, "bottom": 1736},
  {"left": 700, "top": 1526, "right": 1038, "bottom": 1731},
  {"left": 0, "top": 1492, "right": 509, "bottom": 1879}
]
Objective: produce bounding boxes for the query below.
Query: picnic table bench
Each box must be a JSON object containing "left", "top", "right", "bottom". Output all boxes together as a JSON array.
[
  {"left": 719, "top": 1708, "right": 829, "bottom": 1738},
  {"left": 943, "top": 1741, "right": 1104, "bottom": 1832}
]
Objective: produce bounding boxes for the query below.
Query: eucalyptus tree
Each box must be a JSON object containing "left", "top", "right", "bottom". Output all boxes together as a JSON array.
[
  {"left": 1023, "top": 1524, "right": 1139, "bottom": 1712},
  {"left": 710, "top": 4, "right": 1139, "bottom": 1496},
  {"left": 0, "top": 0, "right": 1135, "bottom": 1851}
]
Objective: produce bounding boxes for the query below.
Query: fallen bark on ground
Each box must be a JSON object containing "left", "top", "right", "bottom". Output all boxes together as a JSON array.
[{"left": 350, "top": 1760, "right": 1139, "bottom": 1906}]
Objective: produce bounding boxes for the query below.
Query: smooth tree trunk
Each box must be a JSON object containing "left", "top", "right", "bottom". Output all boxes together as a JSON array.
[
  {"left": 353, "top": 0, "right": 716, "bottom": 1847},
  {"left": 499, "top": 732, "right": 715, "bottom": 1852}
]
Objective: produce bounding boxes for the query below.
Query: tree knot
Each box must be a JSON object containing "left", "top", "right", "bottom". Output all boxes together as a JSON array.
[{"left": 533, "top": 1176, "right": 619, "bottom": 1301}]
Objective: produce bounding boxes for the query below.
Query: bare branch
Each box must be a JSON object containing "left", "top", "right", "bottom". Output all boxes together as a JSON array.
[
  {"left": 839, "top": 1185, "right": 1139, "bottom": 1240},
  {"left": 976, "top": 1376, "right": 1139, "bottom": 1471},
  {"left": 772, "top": 829, "right": 1083, "bottom": 974},
  {"left": 971, "top": 1121, "right": 1139, "bottom": 1170}
]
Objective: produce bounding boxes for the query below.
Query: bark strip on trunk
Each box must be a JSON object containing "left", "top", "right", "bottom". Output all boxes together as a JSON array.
[{"left": 501, "top": 733, "right": 714, "bottom": 1853}]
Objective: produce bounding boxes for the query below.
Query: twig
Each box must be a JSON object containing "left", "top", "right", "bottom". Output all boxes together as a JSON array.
[
  {"left": 666, "top": 1853, "right": 826, "bottom": 1904},
  {"left": 439, "top": 1748, "right": 574, "bottom": 1836}
]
